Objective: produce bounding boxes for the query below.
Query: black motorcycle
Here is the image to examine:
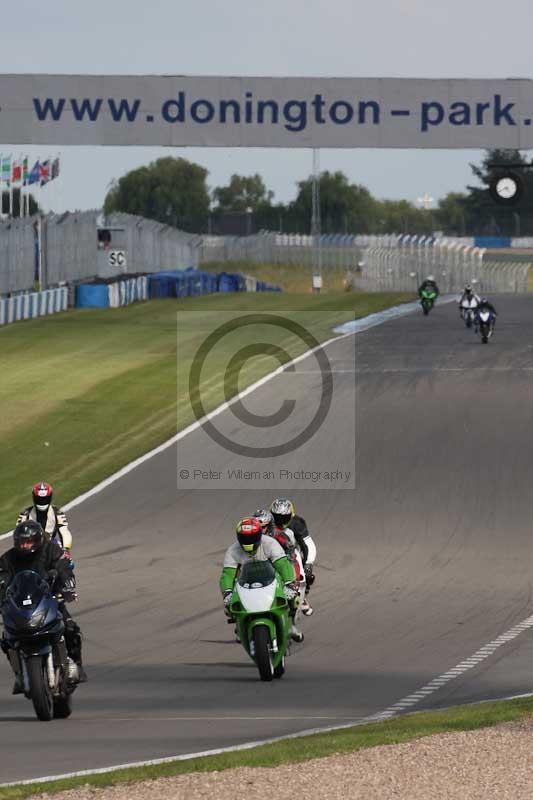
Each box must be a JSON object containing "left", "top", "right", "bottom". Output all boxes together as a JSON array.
[{"left": 1, "top": 570, "right": 76, "bottom": 720}]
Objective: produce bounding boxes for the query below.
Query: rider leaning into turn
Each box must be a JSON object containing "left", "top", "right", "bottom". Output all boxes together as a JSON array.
[
  {"left": 417, "top": 275, "right": 440, "bottom": 298},
  {"left": 0, "top": 520, "right": 87, "bottom": 692},
  {"left": 269, "top": 498, "right": 317, "bottom": 616},
  {"left": 17, "top": 482, "right": 73, "bottom": 555},
  {"left": 219, "top": 517, "right": 304, "bottom": 642}
]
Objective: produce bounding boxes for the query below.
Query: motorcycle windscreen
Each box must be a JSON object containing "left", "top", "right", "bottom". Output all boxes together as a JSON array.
[
  {"left": 5, "top": 570, "right": 48, "bottom": 609},
  {"left": 237, "top": 561, "right": 278, "bottom": 612},
  {"left": 236, "top": 581, "right": 277, "bottom": 613}
]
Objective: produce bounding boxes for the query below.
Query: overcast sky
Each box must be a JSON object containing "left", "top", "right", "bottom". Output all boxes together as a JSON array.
[{"left": 4, "top": 0, "right": 533, "bottom": 214}]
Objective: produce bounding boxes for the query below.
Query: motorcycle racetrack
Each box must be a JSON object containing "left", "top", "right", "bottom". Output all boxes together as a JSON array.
[{"left": 2, "top": 294, "right": 533, "bottom": 783}]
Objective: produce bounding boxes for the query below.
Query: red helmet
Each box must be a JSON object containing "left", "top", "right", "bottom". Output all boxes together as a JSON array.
[
  {"left": 236, "top": 517, "right": 262, "bottom": 554},
  {"left": 32, "top": 482, "right": 53, "bottom": 512}
]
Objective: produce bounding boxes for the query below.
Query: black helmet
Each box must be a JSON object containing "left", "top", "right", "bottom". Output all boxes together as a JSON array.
[{"left": 13, "top": 520, "right": 44, "bottom": 558}]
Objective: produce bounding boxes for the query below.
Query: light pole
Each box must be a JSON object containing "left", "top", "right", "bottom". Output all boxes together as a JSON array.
[
  {"left": 311, "top": 148, "right": 322, "bottom": 293},
  {"left": 245, "top": 206, "right": 253, "bottom": 236}
]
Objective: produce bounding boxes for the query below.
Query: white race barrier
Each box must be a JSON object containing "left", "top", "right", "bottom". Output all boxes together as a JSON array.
[
  {"left": 0, "top": 287, "right": 68, "bottom": 327},
  {"left": 108, "top": 277, "right": 149, "bottom": 308}
]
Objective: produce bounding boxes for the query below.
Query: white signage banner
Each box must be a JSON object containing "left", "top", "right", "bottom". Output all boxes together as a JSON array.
[{"left": 1, "top": 75, "right": 533, "bottom": 148}]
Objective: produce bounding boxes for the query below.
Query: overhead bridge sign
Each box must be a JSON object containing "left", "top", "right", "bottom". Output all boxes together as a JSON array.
[{"left": 3, "top": 75, "right": 533, "bottom": 148}]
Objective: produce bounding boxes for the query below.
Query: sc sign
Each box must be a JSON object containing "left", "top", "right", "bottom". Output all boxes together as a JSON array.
[{"left": 108, "top": 250, "right": 127, "bottom": 269}]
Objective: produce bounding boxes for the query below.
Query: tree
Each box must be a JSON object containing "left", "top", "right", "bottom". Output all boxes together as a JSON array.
[
  {"left": 435, "top": 192, "right": 469, "bottom": 236},
  {"left": 213, "top": 173, "right": 274, "bottom": 212},
  {"left": 289, "top": 171, "right": 377, "bottom": 233},
  {"left": 104, "top": 157, "right": 210, "bottom": 232},
  {"left": 463, "top": 149, "right": 533, "bottom": 236}
]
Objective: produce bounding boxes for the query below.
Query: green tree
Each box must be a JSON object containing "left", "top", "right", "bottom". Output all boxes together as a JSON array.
[
  {"left": 434, "top": 192, "right": 469, "bottom": 236},
  {"left": 289, "top": 171, "right": 377, "bottom": 233},
  {"left": 104, "top": 157, "right": 210, "bottom": 232},
  {"left": 375, "top": 199, "right": 432, "bottom": 235},
  {"left": 463, "top": 149, "right": 533, "bottom": 236},
  {"left": 213, "top": 173, "right": 274, "bottom": 212}
]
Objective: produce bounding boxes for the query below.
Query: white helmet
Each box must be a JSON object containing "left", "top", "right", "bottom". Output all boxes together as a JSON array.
[{"left": 427, "top": 275, "right": 435, "bottom": 282}]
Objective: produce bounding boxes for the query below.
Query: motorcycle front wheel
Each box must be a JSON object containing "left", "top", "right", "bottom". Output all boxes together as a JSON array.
[
  {"left": 53, "top": 693, "right": 73, "bottom": 719},
  {"left": 253, "top": 625, "right": 274, "bottom": 682},
  {"left": 27, "top": 655, "right": 54, "bottom": 721}
]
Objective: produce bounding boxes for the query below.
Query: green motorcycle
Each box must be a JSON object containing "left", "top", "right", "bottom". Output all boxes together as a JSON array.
[
  {"left": 420, "top": 287, "right": 438, "bottom": 315},
  {"left": 228, "top": 560, "right": 291, "bottom": 681}
]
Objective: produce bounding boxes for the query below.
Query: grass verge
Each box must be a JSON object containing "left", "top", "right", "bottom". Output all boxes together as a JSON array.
[
  {"left": 201, "top": 260, "right": 352, "bottom": 293},
  {"left": 1, "top": 696, "right": 532, "bottom": 798},
  {"left": 0, "top": 291, "right": 411, "bottom": 532}
]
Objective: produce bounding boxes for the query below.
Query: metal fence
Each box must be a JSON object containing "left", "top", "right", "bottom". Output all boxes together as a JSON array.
[
  {"left": 1, "top": 220, "right": 530, "bottom": 298},
  {"left": 196, "top": 231, "right": 531, "bottom": 293},
  {"left": 0, "top": 218, "right": 36, "bottom": 294},
  {"left": 0, "top": 211, "right": 201, "bottom": 296},
  {"left": 357, "top": 236, "right": 530, "bottom": 294}
]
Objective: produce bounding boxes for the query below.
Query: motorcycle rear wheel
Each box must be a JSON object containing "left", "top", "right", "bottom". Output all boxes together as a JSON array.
[
  {"left": 27, "top": 656, "right": 54, "bottom": 721},
  {"left": 253, "top": 625, "right": 274, "bottom": 682}
]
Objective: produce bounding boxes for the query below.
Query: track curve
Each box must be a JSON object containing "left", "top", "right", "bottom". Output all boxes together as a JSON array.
[{"left": 2, "top": 295, "right": 533, "bottom": 783}]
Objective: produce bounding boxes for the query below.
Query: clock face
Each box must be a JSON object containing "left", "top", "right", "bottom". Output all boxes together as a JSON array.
[{"left": 496, "top": 177, "right": 518, "bottom": 199}]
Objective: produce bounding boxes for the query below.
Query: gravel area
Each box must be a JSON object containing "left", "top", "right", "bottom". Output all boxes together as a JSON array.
[{"left": 33, "top": 719, "right": 533, "bottom": 800}]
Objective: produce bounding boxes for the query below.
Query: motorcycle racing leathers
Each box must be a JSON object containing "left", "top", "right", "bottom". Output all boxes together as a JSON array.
[
  {"left": 17, "top": 505, "right": 73, "bottom": 552},
  {"left": 220, "top": 536, "right": 295, "bottom": 594},
  {"left": 0, "top": 541, "right": 84, "bottom": 675}
]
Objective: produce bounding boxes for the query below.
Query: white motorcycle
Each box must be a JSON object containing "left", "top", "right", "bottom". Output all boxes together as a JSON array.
[{"left": 460, "top": 298, "right": 479, "bottom": 329}]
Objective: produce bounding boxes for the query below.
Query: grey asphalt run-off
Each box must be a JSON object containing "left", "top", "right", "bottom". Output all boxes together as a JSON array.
[{"left": 2, "top": 295, "right": 533, "bottom": 783}]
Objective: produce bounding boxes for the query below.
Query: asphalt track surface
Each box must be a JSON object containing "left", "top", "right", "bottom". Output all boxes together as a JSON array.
[{"left": 2, "top": 296, "right": 533, "bottom": 783}]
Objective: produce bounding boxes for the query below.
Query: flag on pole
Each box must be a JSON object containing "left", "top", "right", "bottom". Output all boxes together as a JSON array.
[
  {"left": 39, "top": 160, "right": 50, "bottom": 186},
  {"left": 2, "top": 155, "right": 11, "bottom": 185},
  {"left": 28, "top": 160, "right": 40, "bottom": 185},
  {"left": 22, "top": 157, "right": 29, "bottom": 185},
  {"left": 11, "top": 161, "right": 21, "bottom": 183},
  {"left": 51, "top": 156, "right": 60, "bottom": 180}
]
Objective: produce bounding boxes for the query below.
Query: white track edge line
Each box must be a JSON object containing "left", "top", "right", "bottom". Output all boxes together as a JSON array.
[
  {"left": 0, "top": 300, "right": 423, "bottom": 543},
  {"left": 2, "top": 613, "right": 533, "bottom": 789}
]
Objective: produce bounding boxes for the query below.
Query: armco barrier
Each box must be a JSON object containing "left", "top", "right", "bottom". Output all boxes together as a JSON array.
[{"left": 0, "top": 287, "right": 68, "bottom": 326}]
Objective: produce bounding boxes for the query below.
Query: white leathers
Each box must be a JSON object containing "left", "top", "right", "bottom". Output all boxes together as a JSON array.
[
  {"left": 17, "top": 506, "right": 73, "bottom": 550},
  {"left": 223, "top": 536, "right": 286, "bottom": 570}
]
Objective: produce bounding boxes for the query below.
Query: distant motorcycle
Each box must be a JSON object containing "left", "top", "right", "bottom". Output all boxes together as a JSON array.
[
  {"left": 460, "top": 299, "right": 478, "bottom": 329},
  {"left": 476, "top": 309, "right": 495, "bottom": 343},
  {"left": 1, "top": 570, "right": 77, "bottom": 720},
  {"left": 420, "top": 288, "right": 438, "bottom": 315}
]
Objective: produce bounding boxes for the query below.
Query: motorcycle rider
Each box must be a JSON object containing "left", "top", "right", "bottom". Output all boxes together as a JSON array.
[
  {"left": 458, "top": 284, "right": 480, "bottom": 316},
  {"left": 417, "top": 275, "right": 440, "bottom": 299},
  {"left": 0, "top": 520, "right": 86, "bottom": 691},
  {"left": 17, "top": 482, "right": 73, "bottom": 555},
  {"left": 220, "top": 517, "right": 303, "bottom": 642},
  {"left": 475, "top": 297, "right": 498, "bottom": 332},
  {"left": 270, "top": 499, "right": 317, "bottom": 616},
  {"left": 254, "top": 508, "right": 309, "bottom": 615}
]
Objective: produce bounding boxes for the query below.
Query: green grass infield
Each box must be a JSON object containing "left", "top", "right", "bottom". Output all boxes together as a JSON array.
[
  {"left": 1, "top": 695, "right": 532, "bottom": 798},
  {"left": 0, "top": 291, "right": 412, "bottom": 533}
]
